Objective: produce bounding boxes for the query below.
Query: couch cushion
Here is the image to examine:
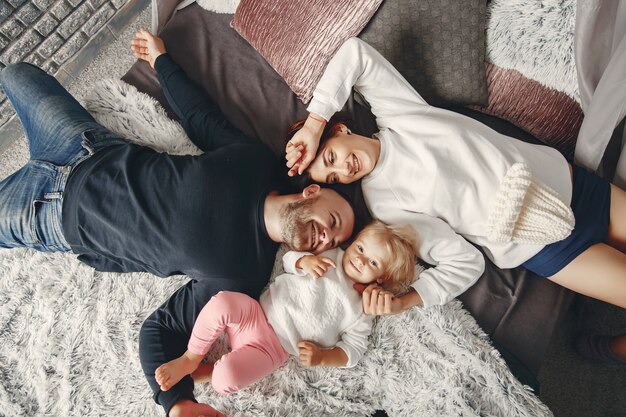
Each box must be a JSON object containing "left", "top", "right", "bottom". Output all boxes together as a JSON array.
[{"left": 359, "top": 0, "right": 488, "bottom": 106}]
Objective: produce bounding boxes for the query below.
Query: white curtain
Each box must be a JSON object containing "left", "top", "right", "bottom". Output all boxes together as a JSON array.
[
  {"left": 151, "top": 0, "right": 195, "bottom": 33},
  {"left": 574, "top": 0, "right": 626, "bottom": 189}
]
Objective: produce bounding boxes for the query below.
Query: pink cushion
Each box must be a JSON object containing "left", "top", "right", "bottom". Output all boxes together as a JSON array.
[{"left": 231, "top": 0, "right": 383, "bottom": 103}]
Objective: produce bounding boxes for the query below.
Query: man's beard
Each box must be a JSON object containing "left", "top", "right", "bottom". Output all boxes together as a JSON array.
[{"left": 279, "top": 197, "right": 318, "bottom": 251}]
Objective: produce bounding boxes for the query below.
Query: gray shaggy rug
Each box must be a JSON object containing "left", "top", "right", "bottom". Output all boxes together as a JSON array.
[{"left": 0, "top": 79, "right": 552, "bottom": 417}]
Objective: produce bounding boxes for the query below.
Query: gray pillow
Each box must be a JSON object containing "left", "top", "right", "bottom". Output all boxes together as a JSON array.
[{"left": 359, "top": 0, "right": 488, "bottom": 106}]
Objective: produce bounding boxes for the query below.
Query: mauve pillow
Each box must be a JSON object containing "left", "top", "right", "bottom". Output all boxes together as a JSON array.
[
  {"left": 231, "top": 0, "right": 383, "bottom": 103},
  {"left": 359, "top": 0, "right": 488, "bottom": 106},
  {"left": 469, "top": 63, "right": 582, "bottom": 160}
]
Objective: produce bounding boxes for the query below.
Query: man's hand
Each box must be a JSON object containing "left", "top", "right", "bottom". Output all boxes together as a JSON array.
[
  {"left": 131, "top": 29, "right": 167, "bottom": 69},
  {"left": 358, "top": 283, "right": 405, "bottom": 316},
  {"left": 285, "top": 113, "right": 326, "bottom": 176},
  {"left": 169, "top": 399, "right": 226, "bottom": 417},
  {"left": 296, "top": 255, "right": 336, "bottom": 279}
]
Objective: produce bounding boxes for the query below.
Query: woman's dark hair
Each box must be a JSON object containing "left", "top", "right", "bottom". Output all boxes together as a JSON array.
[{"left": 284, "top": 113, "right": 357, "bottom": 189}]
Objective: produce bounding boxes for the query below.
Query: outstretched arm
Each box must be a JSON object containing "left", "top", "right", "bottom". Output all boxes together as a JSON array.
[
  {"left": 307, "top": 37, "right": 428, "bottom": 125},
  {"left": 286, "top": 37, "right": 429, "bottom": 174},
  {"left": 373, "top": 208, "right": 485, "bottom": 309},
  {"left": 131, "top": 29, "right": 252, "bottom": 152},
  {"left": 283, "top": 249, "right": 338, "bottom": 278}
]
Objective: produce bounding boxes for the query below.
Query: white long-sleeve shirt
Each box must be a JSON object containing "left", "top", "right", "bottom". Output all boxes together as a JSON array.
[
  {"left": 259, "top": 248, "right": 373, "bottom": 368},
  {"left": 307, "top": 38, "right": 572, "bottom": 307}
]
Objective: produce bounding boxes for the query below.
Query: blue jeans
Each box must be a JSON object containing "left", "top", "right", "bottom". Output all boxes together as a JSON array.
[{"left": 0, "top": 63, "right": 125, "bottom": 252}]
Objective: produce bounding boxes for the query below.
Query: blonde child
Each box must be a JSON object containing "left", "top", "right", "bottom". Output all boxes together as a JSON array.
[{"left": 154, "top": 220, "right": 417, "bottom": 394}]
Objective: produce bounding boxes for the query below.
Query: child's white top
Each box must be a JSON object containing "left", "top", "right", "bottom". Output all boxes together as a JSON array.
[
  {"left": 307, "top": 38, "right": 572, "bottom": 308},
  {"left": 260, "top": 248, "right": 373, "bottom": 368}
]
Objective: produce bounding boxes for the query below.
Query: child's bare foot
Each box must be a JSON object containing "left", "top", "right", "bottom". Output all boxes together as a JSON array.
[
  {"left": 191, "top": 362, "right": 214, "bottom": 384},
  {"left": 156, "top": 351, "right": 203, "bottom": 391}
]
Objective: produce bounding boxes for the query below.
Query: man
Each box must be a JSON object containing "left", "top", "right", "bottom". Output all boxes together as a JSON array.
[{"left": 0, "top": 30, "right": 354, "bottom": 417}]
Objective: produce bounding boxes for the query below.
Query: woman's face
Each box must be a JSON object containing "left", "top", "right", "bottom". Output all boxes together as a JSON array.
[{"left": 307, "top": 125, "right": 379, "bottom": 184}]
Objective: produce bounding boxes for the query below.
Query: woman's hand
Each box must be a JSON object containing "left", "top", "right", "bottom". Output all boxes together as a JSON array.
[
  {"left": 131, "top": 29, "right": 167, "bottom": 69},
  {"left": 295, "top": 255, "right": 336, "bottom": 279},
  {"left": 285, "top": 114, "right": 326, "bottom": 176},
  {"left": 359, "top": 283, "right": 405, "bottom": 316}
]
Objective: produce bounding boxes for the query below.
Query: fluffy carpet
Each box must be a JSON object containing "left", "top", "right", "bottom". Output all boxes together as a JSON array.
[{"left": 0, "top": 79, "right": 552, "bottom": 417}]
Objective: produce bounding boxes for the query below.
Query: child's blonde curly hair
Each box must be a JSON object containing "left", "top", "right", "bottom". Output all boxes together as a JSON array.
[{"left": 357, "top": 220, "right": 418, "bottom": 294}]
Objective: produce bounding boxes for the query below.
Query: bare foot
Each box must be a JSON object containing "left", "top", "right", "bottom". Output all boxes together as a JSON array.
[
  {"left": 191, "top": 362, "right": 214, "bottom": 384},
  {"left": 155, "top": 351, "right": 203, "bottom": 391},
  {"left": 169, "top": 399, "right": 226, "bottom": 417}
]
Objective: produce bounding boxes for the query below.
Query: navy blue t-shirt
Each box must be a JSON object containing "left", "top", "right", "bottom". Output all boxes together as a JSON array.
[{"left": 63, "top": 54, "right": 280, "bottom": 288}]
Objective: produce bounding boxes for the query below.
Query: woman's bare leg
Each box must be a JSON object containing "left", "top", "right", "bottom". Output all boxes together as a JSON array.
[
  {"left": 549, "top": 243, "right": 626, "bottom": 308},
  {"left": 607, "top": 183, "right": 626, "bottom": 253},
  {"left": 555, "top": 183, "right": 626, "bottom": 361},
  {"left": 552, "top": 245, "right": 626, "bottom": 360},
  {"left": 549, "top": 183, "right": 626, "bottom": 307}
]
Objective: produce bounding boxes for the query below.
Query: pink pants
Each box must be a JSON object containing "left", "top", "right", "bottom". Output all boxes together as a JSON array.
[{"left": 188, "top": 291, "right": 289, "bottom": 394}]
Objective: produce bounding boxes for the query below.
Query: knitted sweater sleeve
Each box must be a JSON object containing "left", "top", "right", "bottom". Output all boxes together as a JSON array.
[
  {"left": 377, "top": 208, "right": 485, "bottom": 308},
  {"left": 282, "top": 248, "right": 340, "bottom": 275},
  {"left": 282, "top": 250, "right": 313, "bottom": 275},
  {"left": 335, "top": 314, "right": 374, "bottom": 368},
  {"left": 307, "top": 37, "right": 428, "bottom": 127}
]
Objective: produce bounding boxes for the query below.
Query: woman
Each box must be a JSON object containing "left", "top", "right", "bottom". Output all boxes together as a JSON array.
[{"left": 285, "top": 38, "right": 626, "bottom": 363}]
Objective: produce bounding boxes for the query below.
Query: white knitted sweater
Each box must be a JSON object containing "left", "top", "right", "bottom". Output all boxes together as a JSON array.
[
  {"left": 259, "top": 248, "right": 373, "bottom": 368},
  {"left": 307, "top": 38, "right": 573, "bottom": 307}
]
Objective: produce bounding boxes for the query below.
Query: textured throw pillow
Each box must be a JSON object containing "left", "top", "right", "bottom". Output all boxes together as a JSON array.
[
  {"left": 231, "top": 0, "right": 383, "bottom": 103},
  {"left": 359, "top": 0, "right": 488, "bottom": 106},
  {"left": 471, "top": 63, "right": 582, "bottom": 160},
  {"left": 469, "top": 0, "right": 582, "bottom": 159}
]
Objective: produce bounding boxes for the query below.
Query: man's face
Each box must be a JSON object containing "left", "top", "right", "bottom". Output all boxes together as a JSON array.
[{"left": 280, "top": 187, "right": 355, "bottom": 254}]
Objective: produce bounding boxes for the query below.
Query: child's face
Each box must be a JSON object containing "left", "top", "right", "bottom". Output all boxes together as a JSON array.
[
  {"left": 341, "top": 231, "right": 391, "bottom": 285},
  {"left": 308, "top": 127, "right": 378, "bottom": 184}
]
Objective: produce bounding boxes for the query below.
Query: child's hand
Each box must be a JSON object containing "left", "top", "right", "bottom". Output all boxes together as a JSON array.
[
  {"left": 296, "top": 255, "right": 336, "bottom": 279},
  {"left": 360, "top": 284, "right": 404, "bottom": 316},
  {"left": 297, "top": 341, "right": 324, "bottom": 366}
]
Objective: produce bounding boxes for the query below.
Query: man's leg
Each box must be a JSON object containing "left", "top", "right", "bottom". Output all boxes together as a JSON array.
[
  {"left": 156, "top": 291, "right": 287, "bottom": 393},
  {"left": 0, "top": 63, "right": 102, "bottom": 165},
  {"left": 0, "top": 161, "right": 70, "bottom": 251},
  {"left": 0, "top": 63, "right": 120, "bottom": 251}
]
